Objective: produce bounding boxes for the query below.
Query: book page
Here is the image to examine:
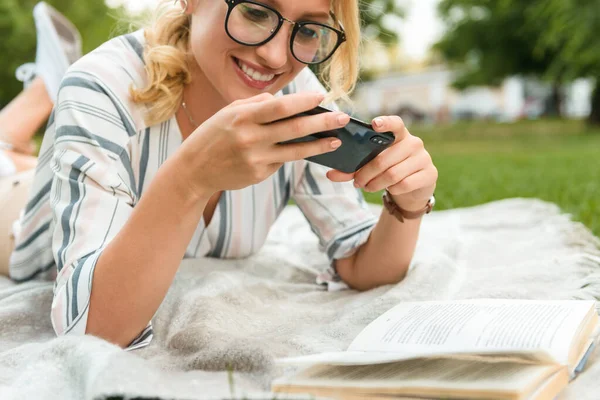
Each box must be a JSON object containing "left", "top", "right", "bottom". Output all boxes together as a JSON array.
[
  {"left": 348, "top": 300, "right": 594, "bottom": 365},
  {"left": 276, "top": 349, "right": 556, "bottom": 367},
  {"left": 277, "top": 351, "right": 436, "bottom": 367},
  {"left": 276, "top": 358, "right": 561, "bottom": 394}
]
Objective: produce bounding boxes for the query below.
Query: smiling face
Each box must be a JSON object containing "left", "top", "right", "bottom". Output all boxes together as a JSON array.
[{"left": 186, "top": 0, "right": 332, "bottom": 103}]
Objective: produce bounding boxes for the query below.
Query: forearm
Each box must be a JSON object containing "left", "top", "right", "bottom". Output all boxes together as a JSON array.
[
  {"left": 336, "top": 206, "right": 422, "bottom": 291},
  {"left": 85, "top": 154, "right": 212, "bottom": 347}
]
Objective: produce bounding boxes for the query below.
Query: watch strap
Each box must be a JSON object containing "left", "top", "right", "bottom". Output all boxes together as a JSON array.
[{"left": 382, "top": 190, "right": 435, "bottom": 222}]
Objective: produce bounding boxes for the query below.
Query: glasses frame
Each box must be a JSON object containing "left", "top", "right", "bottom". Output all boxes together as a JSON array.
[{"left": 223, "top": 0, "right": 347, "bottom": 65}]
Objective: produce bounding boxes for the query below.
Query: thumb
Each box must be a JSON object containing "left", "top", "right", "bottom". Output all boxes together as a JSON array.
[{"left": 326, "top": 169, "right": 355, "bottom": 182}]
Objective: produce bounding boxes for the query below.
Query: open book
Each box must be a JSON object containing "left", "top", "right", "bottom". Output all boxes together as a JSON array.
[{"left": 272, "top": 299, "right": 599, "bottom": 400}]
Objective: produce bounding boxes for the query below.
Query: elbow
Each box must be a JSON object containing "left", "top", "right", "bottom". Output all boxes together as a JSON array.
[
  {"left": 51, "top": 293, "right": 135, "bottom": 349},
  {"left": 50, "top": 253, "right": 143, "bottom": 349},
  {"left": 354, "top": 270, "right": 409, "bottom": 292},
  {"left": 387, "top": 264, "right": 410, "bottom": 286},
  {"left": 341, "top": 260, "right": 410, "bottom": 292},
  {"left": 84, "top": 314, "right": 135, "bottom": 349},
  {"left": 376, "top": 262, "right": 411, "bottom": 289},
  {"left": 85, "top": 297, "right": 148, "bottom": 349}
]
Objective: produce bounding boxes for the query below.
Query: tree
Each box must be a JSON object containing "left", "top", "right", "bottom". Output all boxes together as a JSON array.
[
  {"left": 433, "top": 0, "right": 565, "bottom": 116},
  {"left": 356, "top": 0, "right": 405, "bottom": 81},
  {"left": 360, "top": 0, "right": 404, "bottom": 46},
  {"left": 529, "top": 0, "right": 600, "bottom": 125},
  {"left": 0, "top": 0, "right": 125, "bottom": 108}
]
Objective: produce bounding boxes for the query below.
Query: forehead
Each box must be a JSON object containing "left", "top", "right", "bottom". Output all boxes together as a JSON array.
[{"left": 261, "top": 0, "right": 332, "bottom": 20}]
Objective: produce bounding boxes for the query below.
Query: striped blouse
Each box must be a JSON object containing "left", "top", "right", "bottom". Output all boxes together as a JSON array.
[{"left": 8, "top": 30, "right": 377, "bottom": 350}]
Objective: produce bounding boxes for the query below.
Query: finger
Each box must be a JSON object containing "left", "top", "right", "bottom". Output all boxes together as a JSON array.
[
  {"left": 271, "top": 137, "right": 342, "bottom": 164},
  {"left": 230, "top": 92, "right": 274, "bottom": 108},
  {"left": 372, "top": 115, "right": 409, "bottom": 143},
  {"left": 268, "top": 110, "right": 350, "bottom": 143},
  {"left": 250, "top": 91, "right": 325, "bottom": 124},
  {"left": 363, "top": 153, "right": 427, "bottom": 193},
  {"left": 354, "top": 136, "right": 423, "bottom": 188},
  {"left": 326, "top": 169, "right": 355, "bottom": 182},
  {"left": 386, "top": 167, "right": 438, "bottom": 196}
]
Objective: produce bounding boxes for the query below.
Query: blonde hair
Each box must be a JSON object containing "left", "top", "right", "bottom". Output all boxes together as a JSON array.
[{"left": 130, "top": 0, "right": 361, "bottom": 126}]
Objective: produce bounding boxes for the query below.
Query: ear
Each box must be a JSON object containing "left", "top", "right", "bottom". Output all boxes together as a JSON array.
[{"left": 179, "top": 0, "right": 194, "bottom": 14}]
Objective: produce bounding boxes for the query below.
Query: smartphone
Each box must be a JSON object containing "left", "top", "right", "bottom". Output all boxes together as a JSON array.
[{"left": 277, "top": 106, "right": 395, "bottom": 173}]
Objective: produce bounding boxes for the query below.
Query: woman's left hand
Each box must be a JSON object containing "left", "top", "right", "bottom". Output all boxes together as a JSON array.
[{"left": 327, "top": 115, "right": 438, "bottom": 211}]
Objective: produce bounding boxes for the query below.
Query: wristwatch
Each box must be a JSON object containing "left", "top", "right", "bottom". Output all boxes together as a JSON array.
[{"left": 382, "top": 189, "right": 435, "bottom": 223}]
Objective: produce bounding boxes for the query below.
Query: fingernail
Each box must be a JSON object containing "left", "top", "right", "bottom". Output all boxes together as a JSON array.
[
  {"left": 317, "top": 93, "right": 325, "bottom": 102},
  {"left": 337, "top": 114, "right": 349, "bottom": 125},
  {"left": 373, "top": 118, "right": 383, "bottom": 128},
  {"left": 330, "top": 139, "right": 342, "bottom": 149},
  {"left": 353, "top": 181, "right": 360, "bottom": 188}
]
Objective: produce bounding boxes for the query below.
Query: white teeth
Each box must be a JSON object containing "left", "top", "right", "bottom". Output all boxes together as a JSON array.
[
  {"left": 237, "top": 59, "right": 275, "bottom": 82},
  {"left": 252, "top": 70, "right": 263, "bottom": 81}
]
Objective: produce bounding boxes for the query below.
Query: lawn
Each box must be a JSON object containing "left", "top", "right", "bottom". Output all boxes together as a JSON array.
[{"left": 362, "top": 119, "right": 600, "bottom": 238}]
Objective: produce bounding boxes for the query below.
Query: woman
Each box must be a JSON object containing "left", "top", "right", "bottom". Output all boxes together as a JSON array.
[{"left": 3, "top": 0, "right": 437, "bottom": 351}]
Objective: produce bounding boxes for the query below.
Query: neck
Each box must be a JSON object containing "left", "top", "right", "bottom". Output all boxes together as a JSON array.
[{"left": 180, "top": 62, "right": 228, "bottom": 140}]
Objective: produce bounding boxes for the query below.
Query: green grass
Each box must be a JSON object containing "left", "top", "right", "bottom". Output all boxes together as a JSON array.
[{"left": 362, "top": 119, "right": 600, "bottom": 238}]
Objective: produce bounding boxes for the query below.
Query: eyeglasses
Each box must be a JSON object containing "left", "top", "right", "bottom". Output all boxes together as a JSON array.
[{"left": 223, "top": 0, "right": 346, "bottom": 65}]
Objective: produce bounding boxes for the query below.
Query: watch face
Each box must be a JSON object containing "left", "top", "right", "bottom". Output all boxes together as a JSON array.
[{"left": 429, "top": 195, "right": 436, "bottom": 209}]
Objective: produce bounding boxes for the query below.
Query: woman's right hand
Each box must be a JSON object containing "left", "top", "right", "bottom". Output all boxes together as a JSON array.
[{"left": 174, "top": 91, "right": 350, "bottom": 198}]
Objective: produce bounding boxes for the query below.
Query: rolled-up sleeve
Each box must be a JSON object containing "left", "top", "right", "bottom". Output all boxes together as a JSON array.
[
  {"left": 48, "top": 71, "right": 152, "bottom": 350},
  {"left": 292, "top": 161, "right": 378, "bottom": 291}
]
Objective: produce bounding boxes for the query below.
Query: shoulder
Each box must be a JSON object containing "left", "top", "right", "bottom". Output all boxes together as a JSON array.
[{"left": 58, "top": 30, "right": 150, "bottom": 130}]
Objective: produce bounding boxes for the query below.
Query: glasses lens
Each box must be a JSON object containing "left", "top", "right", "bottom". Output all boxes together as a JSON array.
[
  {"left": 293, "top": 23, "right": 339, "bottom": 64},
  {"left": 228, "top": 2, "right": 279, "bottom": 44}
]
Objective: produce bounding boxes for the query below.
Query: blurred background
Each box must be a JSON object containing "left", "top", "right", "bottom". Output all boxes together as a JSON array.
[{"left": 0, "top": 0, "right": 598, "bottom": 236}]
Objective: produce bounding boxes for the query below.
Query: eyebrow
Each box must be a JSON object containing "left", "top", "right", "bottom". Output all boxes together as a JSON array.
[{"left": 261, "top": 0, "right": 331, "bottom": 21}]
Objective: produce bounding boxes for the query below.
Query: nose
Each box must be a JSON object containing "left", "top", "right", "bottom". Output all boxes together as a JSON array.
[{"left": 254, "top": 23, "right": 292, "bottom": 70}]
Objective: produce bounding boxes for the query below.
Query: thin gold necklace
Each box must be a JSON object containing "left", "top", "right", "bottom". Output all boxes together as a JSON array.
[{"left": 181, "top": 101, "right": 199, "bottom": 128}]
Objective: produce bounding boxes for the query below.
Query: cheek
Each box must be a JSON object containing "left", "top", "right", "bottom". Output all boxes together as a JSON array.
[
  {"left": 189, "top": 22, "right": 234, "bottom": 73},
  {"left": 190, "top": 17, "right": 228, "bottom": 55}
]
